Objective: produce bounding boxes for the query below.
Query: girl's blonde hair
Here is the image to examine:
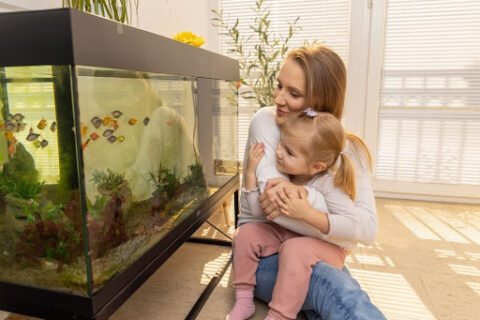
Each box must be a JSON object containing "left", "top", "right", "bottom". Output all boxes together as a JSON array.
[
  {"left": 281, "top": 112, "right": 370, "bottom": 200},
  {"left": 286, "top": 45, "right": 372, "bottom": 170}
]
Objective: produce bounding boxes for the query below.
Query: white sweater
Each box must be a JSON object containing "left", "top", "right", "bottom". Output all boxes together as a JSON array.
[{"left": 238, "top": 107, "right": 379, "bottom": 248}]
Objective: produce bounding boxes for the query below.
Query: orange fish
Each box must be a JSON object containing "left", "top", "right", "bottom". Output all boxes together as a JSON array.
[
  {"left": 82, "top": 138, "right": 91, "bottom": 150},
  {"left": 5, "top": 131, "right": 14, "bottom": 141},
  {"left": 167, "top": 120, "right": 173, "bottom": 126},
  {"left": 90, "top": 132, "right": 99, "bottom": 141},
  {"left": 81, "top": 124, "right": 88, "bottom": 137},
  {"left": 8, "top": 144, "right": 15, "bottom": 156},
  {"left": 128, "top": 118, "right": 137, "bottom": 125},
  {"left": 103, "top": 116, "right": 113, "bottom": 126},
  {"left": 37, "top": 118, "right": 47, "bottom": 130}
]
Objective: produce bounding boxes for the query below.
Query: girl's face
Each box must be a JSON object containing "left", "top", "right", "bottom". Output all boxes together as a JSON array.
[
  {"left": 274, "top": 59, "right": 307, "bottom": 126},
  {"left": 275, "top": 132, "right": 313, "bottom": 177}
]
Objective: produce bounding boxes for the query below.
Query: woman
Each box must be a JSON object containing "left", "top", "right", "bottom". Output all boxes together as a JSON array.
[{"left": 237, "top": 46, "right": 386, "bottom": 319}]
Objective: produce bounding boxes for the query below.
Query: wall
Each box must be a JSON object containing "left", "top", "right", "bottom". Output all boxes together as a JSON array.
[{"left": 0, "top": 0, "right": 221, "bottom": 53}]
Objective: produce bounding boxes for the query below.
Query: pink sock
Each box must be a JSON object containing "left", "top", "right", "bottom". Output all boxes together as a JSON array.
[{"left": 228, "top": 289, "right": 255, "bottom": 320}]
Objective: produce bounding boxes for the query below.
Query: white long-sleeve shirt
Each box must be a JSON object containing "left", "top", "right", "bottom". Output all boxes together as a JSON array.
[{"left": 238, "top": 106, "right": 379, "bottom": 248}]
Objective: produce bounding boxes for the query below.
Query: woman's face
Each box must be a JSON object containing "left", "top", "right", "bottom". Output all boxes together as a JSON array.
[{"left": 274, "top": 59, "right": 307, "bottom": 126}]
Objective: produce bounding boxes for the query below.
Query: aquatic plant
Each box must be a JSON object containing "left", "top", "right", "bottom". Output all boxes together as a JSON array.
[
  {"left": 211, "top": 0, "right": 301, "bottom": 108},
  {"left": 149, "top": 163, "right": 183, "bottom": 199},
  {"left": 62, "top": 0, "right": 139, "bottom": 25},
  {"left": 90, "top": 169, "right": 126, "bottom": 192},
  {"left": 183, "top": 161, "right": 206, "bottom": 187},
  {"left": 15, "top": 193, "right": 84, "bottom": 266},
  {"left": 0, "top": 174, "right": 45, "bottom": 200},
  {"left": 86, "top": 195, "right": 109, "bottom": 218}
]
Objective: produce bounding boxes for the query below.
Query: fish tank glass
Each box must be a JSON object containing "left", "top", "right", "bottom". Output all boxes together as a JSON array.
[{"left": 0, "top": 64, "right": 238, "bottom": 295}]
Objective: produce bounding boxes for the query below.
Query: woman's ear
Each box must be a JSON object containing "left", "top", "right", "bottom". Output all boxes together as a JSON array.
[{"left": 310, "top": 161, "right": 326, "bottom": 175}]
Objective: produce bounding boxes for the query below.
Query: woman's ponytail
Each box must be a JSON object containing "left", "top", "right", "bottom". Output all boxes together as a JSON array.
[{"left": 334, "top": 152, "right": 356, "bottom": 200}]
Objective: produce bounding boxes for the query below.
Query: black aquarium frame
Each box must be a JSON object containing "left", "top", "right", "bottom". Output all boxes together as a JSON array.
[{"left": 0, "top": 8, "right": 239, "bottom": 320}]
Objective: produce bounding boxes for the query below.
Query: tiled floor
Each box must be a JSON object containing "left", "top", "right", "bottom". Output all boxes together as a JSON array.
[{"left": 1, "top": 198, "right": 480, "bottom": 320}]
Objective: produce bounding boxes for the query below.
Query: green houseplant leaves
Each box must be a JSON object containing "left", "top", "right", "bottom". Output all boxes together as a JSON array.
[{"left": 212, "top": 0, "right": 301, "bottom": 108}]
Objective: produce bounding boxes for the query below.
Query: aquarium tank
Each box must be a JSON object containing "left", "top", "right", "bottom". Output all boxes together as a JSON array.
[{"left": 0, "top": 8, "right": 238, "bottom": 319}]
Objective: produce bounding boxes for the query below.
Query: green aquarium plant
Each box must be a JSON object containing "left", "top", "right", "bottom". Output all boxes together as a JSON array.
[
  {"left": 62, "top": 0, "right": 139, "bottom": 25},
  {"left": 90, "top": 169, "right": 132, "bottom": 216},
  {"left": 149, "top": 163, "right": 183, "bottom": 199},
  {"left": 91, "top": 169, "right": 126, "bottom": 193},
  {"left": 0, "top": 174, "right": 46, "bottom": 200},
  {"left": 211, "top": 0, "right": 301, "bottom": 108},
  {"left": 15, "top": 193, "right": 84, "bottom": 266}
]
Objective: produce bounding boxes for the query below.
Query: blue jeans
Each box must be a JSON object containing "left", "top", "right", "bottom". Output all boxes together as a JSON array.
[{"left": 255, "top": 254, "right": 387, "bottom": 320}]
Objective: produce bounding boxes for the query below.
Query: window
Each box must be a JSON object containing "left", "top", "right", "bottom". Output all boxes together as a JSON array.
[{"left": 366, "top": 0, "right": 480, "bottom": 202}]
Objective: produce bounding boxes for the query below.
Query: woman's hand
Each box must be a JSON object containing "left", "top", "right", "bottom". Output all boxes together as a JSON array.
[{"left": 259, "top": 178, "right": 307, "bottom": 220}]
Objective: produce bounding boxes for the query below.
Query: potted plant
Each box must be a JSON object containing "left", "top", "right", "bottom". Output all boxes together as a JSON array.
[
  {"left": 211, "top": 0, "right": 301, "bottom": 108},
  {"left": 62, "top": 0, "right": 139, "bottom": 25}
]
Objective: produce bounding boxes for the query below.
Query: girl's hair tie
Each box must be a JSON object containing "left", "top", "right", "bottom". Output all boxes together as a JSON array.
[{"left": 304, "top": 107, "right": 318, "bottom": 118}]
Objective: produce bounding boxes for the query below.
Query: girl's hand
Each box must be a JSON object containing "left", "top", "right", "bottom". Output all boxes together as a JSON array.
[
  {"left": 277, "top": 189, "right": 310, "bottom": 220},
  {"left": 259, "top": 178, "right": 307, "bottom": 220},
  {"left": 244, "top": 142, "right": 264, "bottom": 190},
  {"left": 246, "top": 142, "right": 264, "bottom": 175}
]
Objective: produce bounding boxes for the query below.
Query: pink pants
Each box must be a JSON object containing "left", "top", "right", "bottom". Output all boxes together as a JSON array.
[{"left": 233, "top": 222, "right": 346, "bottom": 320}]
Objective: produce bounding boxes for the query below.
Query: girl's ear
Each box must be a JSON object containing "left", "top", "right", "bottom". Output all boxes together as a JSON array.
[{"left": 310, "top": 161, "right": 326, "bottom": 175}]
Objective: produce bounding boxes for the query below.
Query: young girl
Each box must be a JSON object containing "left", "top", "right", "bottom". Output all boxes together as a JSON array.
[{"left": 229, "top": 110, "right": 371, "bottom": 320}]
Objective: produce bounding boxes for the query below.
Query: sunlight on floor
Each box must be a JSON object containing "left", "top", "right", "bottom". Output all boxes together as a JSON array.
[
  {"left": 350, "top": 268, "right": 436, "bottom": 320},
  {"left": 448, "top": 264, "right": 480, "bottom": 277},
  {"left": 200, "top": 252, "right": 231, "bottom": 287},
  {"left": 389, "top": 206, "right": 441, "bottom": 240},
  {"left": 465, "top": 282, "right": 480, "bottom": 295}
]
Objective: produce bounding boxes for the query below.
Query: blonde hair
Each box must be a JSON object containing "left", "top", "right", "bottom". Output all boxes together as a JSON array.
[
  {"left": 282, "top": 112, "right": 371, "bottom": 200},
  {"left": 286, "top": 45, "right": 372, "bottom": 170}
]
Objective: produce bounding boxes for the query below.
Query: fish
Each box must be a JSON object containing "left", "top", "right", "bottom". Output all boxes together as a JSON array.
[
  {"left": 143, "top": 117, "right": 150, "bottom": 126},
  {"left": 82, "top": 138, "right": 91, "bottom": 150},
  {"left": 26, "top": 132, "right": 41, "bottom": 141},
  {"left": 102, "top": 116, "right": 113, "bottom": 126},
  {"left": 118, "top": 135, "right": 125, "bottom": 142},
  {"left": 13, "top": 113, "right": 25, "bottom": 122},
  {"left": 167, "top": 120, "right": 173, "bottom": 126},
  {"left": 5, "top": 131, "right": 14, "bottom": 141},
  {"left": 90, "top": 132, "right": 100, "bottom": 141},
  {"left": 111, "top": 110, "right": 123, "bottom": 118},
  {"left": 107, "top": 135, "right": 117, "bottom": 143},
  {"left": 91, "top": 116, "right": 102, "bottom": 129},
  {"left": 50, "top": 121, "right": 56, "bottom": 132},
  {"left": 16, "top": 122, "right": 26, "bottom": 132},
  {"left": 40, "top": 139, "right": 48, "bottom": 148},
  {"left": 103, "top": 129, "right": 114, "bottom": 137},
  {"left": 106, "top": 119, "right": 118, "bottom": 128},
  {"left": 4, "top": 121, "right": 16, "bottom": 132},
  {"left": 128, "top": 118, "right": 137, "bottom": 125},
  {"left": 37, "top": 119, "right": 47, "bottom": 130},
  {"left": 81, "top": 124, "right": 88, "bottom": 137},
  {"left": 8, "top": 144, "right": 15, "bottom": 156}
]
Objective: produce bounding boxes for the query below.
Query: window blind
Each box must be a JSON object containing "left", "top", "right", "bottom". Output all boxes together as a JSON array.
[
  {"left": 218, "top": 0, "right": 351, "bottom": 162},
  {"left": 376, "top": 0, "right": 480, "bottom": 186}
]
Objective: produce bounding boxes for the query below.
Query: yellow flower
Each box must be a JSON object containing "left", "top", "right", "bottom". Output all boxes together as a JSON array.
[{"left": 173, "top": 31, "right": 205, "bottom": 47}]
